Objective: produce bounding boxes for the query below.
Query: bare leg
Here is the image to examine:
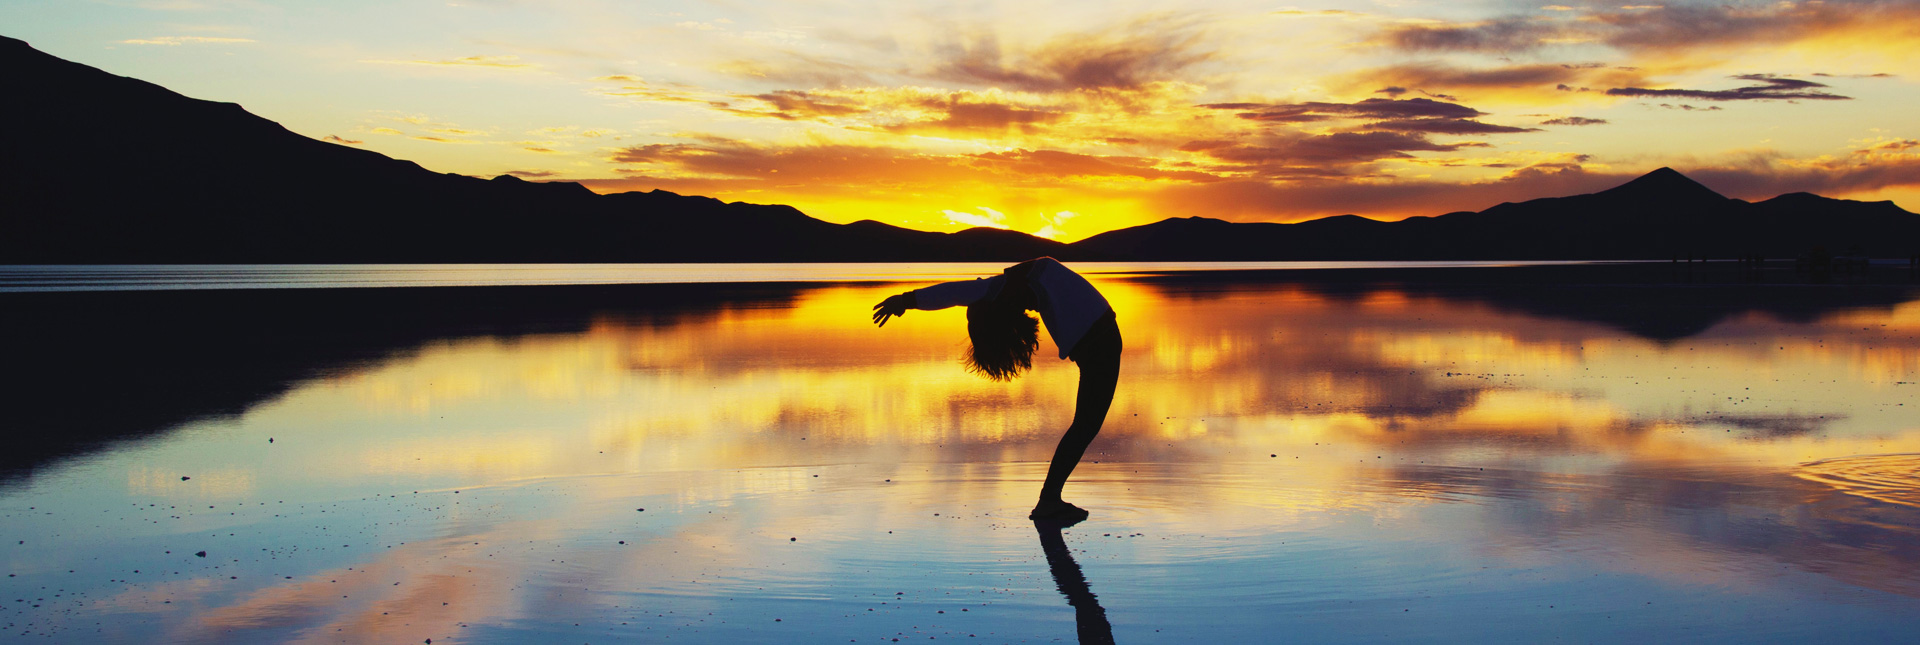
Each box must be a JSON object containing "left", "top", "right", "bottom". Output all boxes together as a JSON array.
[{"left": 1031, "top": 324, "right": 1120, "bottom": 519}]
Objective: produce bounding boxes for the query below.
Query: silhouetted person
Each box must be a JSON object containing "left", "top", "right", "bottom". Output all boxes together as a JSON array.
[
  {"left": 872, "top": 257, "right": 1120, "bottom": 521},
  {"left": 1035, "top": 517, "right": 1116, "bottom": 644}
]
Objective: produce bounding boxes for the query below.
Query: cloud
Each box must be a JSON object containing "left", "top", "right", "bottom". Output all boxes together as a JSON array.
[
  {"left": 362, "top": 55, "right": 537, "bottom": 70},
  {"left": 1033, "top": 210, "right": 1080, "bottom": 239},
  {"left": 1683, "top": 153, "right": 1920, "bottom": 201},
  {"left": 1370, "top": 1, "right": 1920, "bottom": 56},
  {"left": 928, "top": 17, "right": 1214, "bottom": 92},
  {"left": 968, "top": 149, "right": 1221, "bottom": 182},
  {"left": 1376, "top": 18, "right": 1567, "bottom": 53},
  {"left": 1184, "top": 131, "right": 1480, "bottom": 171},
  {"left": 888, "top": 97, "right": 1064, "bottom": 134},
  {"left": 523, "top": 147, "right": 560, "bottom": 154},
  {"left": 1856, "top": 139, "right": 1920, "bottom": 154},
  {"left": 1355, "top": 62, "right": 1616, "bottom": 92},
  {"left": 1202, "top": 97, "right": 1485, "bottom": 122},
  {"left": 941, "top": 206, "right": 1010, "bottom": 229},
  {"left": 1607, "top": 74, "right": 1851, "bottom": 101},
  {"left": 369, "top": 127, "right": 404, "bottom": 136},
  {"left": 1540, "top": 116, "right": 1608, "bottom": 126},
  {"left": 734, "top": 90, "right": 868, "bottom": 120},
  {"left": 505, "top": 170, "right": 558, "bottom": 178},
  {"left": 715, "top": 51, "right": 877, "bottom": 87},
  {"left": 119, "top": 36, "right": 255, "bottom": 46},
  {"left": 1365, "top": 118, "right": 1541, "bottom": 134}
]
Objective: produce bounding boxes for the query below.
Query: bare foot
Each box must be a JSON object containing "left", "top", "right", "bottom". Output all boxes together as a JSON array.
[{"left": 1028, "top": 499, "right": 1089, "bottom": 522}]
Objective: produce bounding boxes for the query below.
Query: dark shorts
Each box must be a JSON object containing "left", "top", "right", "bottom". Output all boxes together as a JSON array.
[{"left": 1067, "top": 310, "right": 1121, "bottom": 365}]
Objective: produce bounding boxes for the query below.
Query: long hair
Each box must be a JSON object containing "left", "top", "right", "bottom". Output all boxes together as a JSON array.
[{"left": 964, "top": 301, "right": 1040, "bottom": 381}]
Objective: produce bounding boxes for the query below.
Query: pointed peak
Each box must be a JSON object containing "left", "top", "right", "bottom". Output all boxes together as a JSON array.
[{"left": 1599, "top": 167, "right": 1725, "bottom": 201}]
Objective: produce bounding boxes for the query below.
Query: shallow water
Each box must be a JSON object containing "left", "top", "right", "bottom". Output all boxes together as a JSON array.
[{"left": 4, "top": 268, "right": 1919, "bottom": 642}]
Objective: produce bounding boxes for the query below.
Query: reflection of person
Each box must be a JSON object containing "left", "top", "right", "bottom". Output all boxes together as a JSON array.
[
  {"left": 872, "top": 257, "right": 1121, "bottom": 521},
  {"left": 1035, "top": 518, "right": 1116, "bottom": 645}
]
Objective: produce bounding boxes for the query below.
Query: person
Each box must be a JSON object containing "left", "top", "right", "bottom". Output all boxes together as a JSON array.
[{"left": 871, "top": 257, "right": 1121, "bottom": 521}]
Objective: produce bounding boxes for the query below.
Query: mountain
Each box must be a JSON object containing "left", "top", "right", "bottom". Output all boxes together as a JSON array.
[
  {"left": 0, "top": 36, "right": 1064, "bottom": 262},
  {"left": 2, "top": 35, "right": 1915, "bottom": 263},
  {"left": 1070, "top": 167, "right": 1920, "bottom": 260}
]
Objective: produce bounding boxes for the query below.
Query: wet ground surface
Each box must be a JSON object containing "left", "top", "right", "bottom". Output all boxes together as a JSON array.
[{"left": 4, "top": 264, "right": 1918, "bottom": 642}]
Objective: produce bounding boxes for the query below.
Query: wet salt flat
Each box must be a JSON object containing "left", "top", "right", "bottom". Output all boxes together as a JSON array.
[{"left": 3, "top": 264, "right": 1919, "bottom": 642}]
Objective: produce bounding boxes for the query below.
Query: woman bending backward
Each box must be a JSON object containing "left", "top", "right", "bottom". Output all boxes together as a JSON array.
[{"left": 871, "top": 257, "right": 1121, "bottom": 522}]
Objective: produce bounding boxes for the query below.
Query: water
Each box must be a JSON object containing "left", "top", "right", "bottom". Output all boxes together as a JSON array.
[{"left": 2, "top": 264, "right": 1918, "bottom": 642}]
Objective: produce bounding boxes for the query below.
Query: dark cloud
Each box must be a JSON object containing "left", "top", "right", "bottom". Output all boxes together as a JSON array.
[
  {"left": 1366, "top": 118, "right": 1540, "bottom": 134},
  {"left": 929, "top": 17, "right": 1213, "bottom": 92},
  {"left": 607, "top": 140, "right": 960, "bottom": 186},
  {"left": 1372, "top": 1, "right": 1920, "bottom": 55},
  {"left": 1374, "top": 86, "right": 1409, "bottom": 97},
  {"left": 1201, "top": 97, "right": 1484, "bottom": 122},
  {"left": 1540, "top": 116, "right": 1608, "bottom": 126},
  {"left": 1377, "top": 17, "right": 1565, "bottom": 53},
  {"left": 504, "top": 170, "right": 557, "bottom": 178},
  {"left": 323, "top": 135, "right": 364, "bottom": 145},
  {"left": 1812, "top": 72, "right": 1896, "bottom": 78},
  {"left": 1187, "top": 131, "right": 1475, "bottom": 169},
  {"left": 1658, "top": 104, "right": 1724, "bottom": 111},
  {"left": 1608, "top": 74, "right": 1850, "bottom": 101},
  {"left": 896, "top": 98, "right": 1063, "bottom": 132}
]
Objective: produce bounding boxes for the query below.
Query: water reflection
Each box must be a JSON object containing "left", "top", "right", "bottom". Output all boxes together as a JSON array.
[
  {"left": 1036, "top": 519, "right": 1115, "bottom": 645},
  {"left": 2, "top": 267, "right": 1917, "bottom": 641}
]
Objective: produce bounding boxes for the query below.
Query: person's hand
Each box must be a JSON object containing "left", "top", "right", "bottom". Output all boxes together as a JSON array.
[{"left": 871, "top": 293, "right": 913, "bottom": 327}]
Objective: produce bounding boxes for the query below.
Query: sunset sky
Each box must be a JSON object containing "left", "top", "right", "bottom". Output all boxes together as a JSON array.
[{"left": 7, "top": 0, "right": 1918, "bottom": 240}]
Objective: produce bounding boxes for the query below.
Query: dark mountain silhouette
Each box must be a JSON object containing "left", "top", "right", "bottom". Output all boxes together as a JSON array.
[
  {"left": 0, "top": 36, "right": 1063, "bottom": 262},
  {"left": 1068, "top": 167, "right": 1920, "bottom": 260},
  {"left": 2, "top": 35, "right": 1915, "bottom": 262}
]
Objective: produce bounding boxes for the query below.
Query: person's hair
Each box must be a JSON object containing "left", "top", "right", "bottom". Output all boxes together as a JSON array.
[{"left": 964, "top": 302, "right": 1040, "bottom": 381}]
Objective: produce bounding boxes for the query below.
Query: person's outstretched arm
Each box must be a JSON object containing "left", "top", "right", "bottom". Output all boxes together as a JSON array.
[{"left": 871, "top": 277, "right": 997, "bottom": 327}]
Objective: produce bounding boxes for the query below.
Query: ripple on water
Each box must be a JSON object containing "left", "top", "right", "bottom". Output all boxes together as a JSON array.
[{"left": 1794, "top": 454, "right": 1920, "bottom": 508}]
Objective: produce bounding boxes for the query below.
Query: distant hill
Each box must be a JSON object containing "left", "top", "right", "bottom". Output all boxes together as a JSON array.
[
  {"left": 2, "top": 35, "right": 1915, "bottom": 263},
  {"left": 1069, "top": 168, "right": 1920, "bottom": 260}
]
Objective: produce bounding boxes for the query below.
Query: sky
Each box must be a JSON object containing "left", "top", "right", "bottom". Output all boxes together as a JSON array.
[{"left": 5, "top": 0, "right": 1919, "bottom": 241}]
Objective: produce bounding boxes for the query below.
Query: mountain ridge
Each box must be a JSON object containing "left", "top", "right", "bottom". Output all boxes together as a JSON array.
[{"left": 2, "top": 35, "right": 1915, "bottom": 263}]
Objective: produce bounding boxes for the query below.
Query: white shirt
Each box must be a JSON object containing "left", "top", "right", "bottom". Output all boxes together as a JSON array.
[{"left": 910, "top": 258, "right": 1113, "bottom": 359}]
